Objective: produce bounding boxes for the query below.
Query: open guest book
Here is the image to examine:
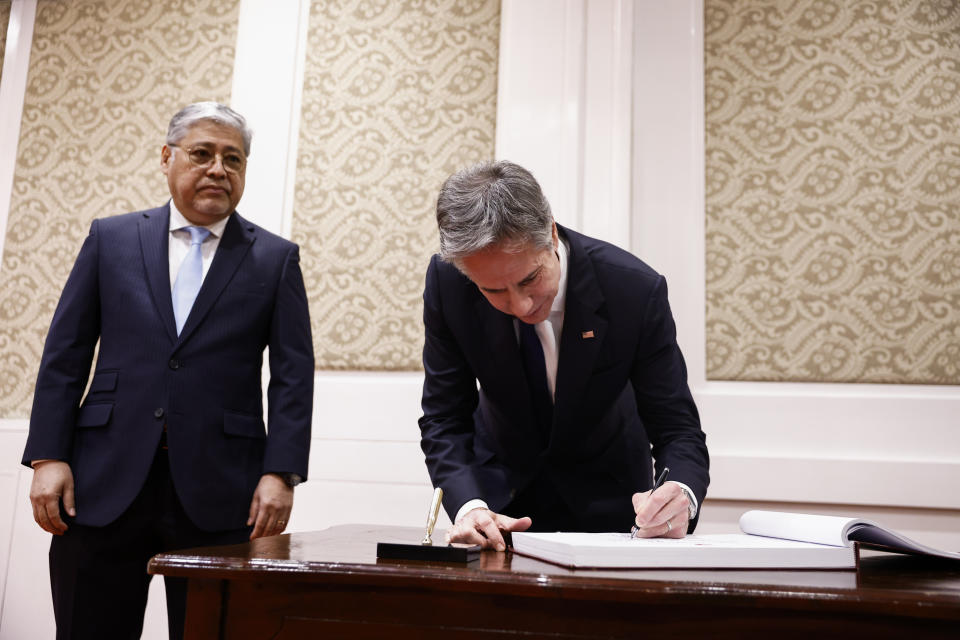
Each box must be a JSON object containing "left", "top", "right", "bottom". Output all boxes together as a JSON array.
[{"left": 510, "top": 510, "right": 960, "bottom": 569}]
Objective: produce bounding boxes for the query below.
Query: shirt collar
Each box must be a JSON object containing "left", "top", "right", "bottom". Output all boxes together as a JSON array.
[
  {"left": 551, "top": 234, "right": 569, "bottom": 316},
  {"left": 168, "top": 199, "right": 230, "bottom": 239}
]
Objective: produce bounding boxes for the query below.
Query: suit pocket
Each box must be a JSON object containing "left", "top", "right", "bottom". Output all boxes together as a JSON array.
[
  {"left": 88, "top": 370, "right": 118, "bottom": 393},
  {"left": 76, "top": 403, "right": 114, "bottom": 428},
  {"left": 223, "top": 410, "right": 266, "bottom": 439}
]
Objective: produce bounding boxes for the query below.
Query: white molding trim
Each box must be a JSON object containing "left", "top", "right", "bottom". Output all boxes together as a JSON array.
[
  {"left": 0, "top": 419, "right": 28, "bottom": 432},
  {"left": 580, "top": 0, "right": 633, "bottom": 245},
  {"left": 230, "top": 0, "right": 309, "bottom": 238},
  {"left": 496, "top": 0, "right": 585, "bottom": 230},
  {"left": 496, "top": 0, "right": 634, "bottom": 245},
  {"left": 0, "top": 0, "right": 37, "bottom": 269},
  {"left": 311, "top": 371, "right": 425, "bottom": 442},
  {"left": 281, "top": 0, "right": 311, "bottom": 241},
  {"left": 711, "top": 455, "right": 959, "bottom": 510}
]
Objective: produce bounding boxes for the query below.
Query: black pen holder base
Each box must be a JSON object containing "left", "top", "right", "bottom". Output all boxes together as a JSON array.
[{"left": 376, "top": 541, "right": 481, "bottom": 562}]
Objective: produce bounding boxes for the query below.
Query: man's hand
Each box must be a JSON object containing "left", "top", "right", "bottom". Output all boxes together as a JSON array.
[
  {"left": 445, "top": 508, "right": 532, "bottom": 551},
  {"left": 247, "top": 473, "right": 293, "bottom": 539},
  {"left": 631, "top": 482, "right": 689, "bottom": 539},
  {"left": 30, "top": 460, "right": 75, "bottom": 535}
]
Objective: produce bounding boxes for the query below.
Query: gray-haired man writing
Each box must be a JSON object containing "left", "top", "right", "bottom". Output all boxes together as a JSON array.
[{"left": 419, "top": 160, "right": 709, "bottom": 550}]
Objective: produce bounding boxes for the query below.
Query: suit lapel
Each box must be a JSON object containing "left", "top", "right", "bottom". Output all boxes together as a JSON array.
[
  {"left": 139, "top": 204, "right": 178, "bottom": 343},
  {"left": 552, "top": 228, "right": 607, "bottom": 446},
  {"left": 176, "top": 212, "right": 254, "bottom": 345},
  {"left": 478, "top": 297, "right": 526, "bottom": 389}
]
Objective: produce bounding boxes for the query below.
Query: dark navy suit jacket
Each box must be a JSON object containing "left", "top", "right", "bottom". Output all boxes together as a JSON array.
[
  {"left": 22, "top": 204, "right": 314, "bottom": 532},
  {"left": 419, "top": 225, "right": 709, "bottom": 532}
]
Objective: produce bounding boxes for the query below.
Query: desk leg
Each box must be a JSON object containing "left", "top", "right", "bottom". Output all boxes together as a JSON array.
[{"left": 183, "top": 578, "right": 225, "bottom": 640}]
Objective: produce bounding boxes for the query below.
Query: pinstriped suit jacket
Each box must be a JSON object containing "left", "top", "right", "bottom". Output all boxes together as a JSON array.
[{"left": 22, "top": 204, "right": 314, "bottom": 531}]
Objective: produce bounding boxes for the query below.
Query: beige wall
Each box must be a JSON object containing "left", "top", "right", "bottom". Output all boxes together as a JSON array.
[
  {"left": 292, "top": 0, "right": 500, "bottom": 370},
  {"left": 0, "top": 0, "right": 240, "bottom": 418},
  {"left": 704, "top": 0, "right": 960, "bottom": 384}
]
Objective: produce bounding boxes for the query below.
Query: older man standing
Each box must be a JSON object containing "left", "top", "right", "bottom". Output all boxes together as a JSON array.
[
  {"left": 22, "top": 102, "right": 314, "bottom": 639},
  {"left": 419, "top": 160, "right": 709, "bottom": 550}
]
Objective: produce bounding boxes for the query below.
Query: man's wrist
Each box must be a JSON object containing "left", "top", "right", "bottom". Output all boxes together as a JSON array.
[
  {"left": 666, "top": 481, "right": 698, "bottom": 520},
  {"left": 276, "top": 473, "right": 303, "bottom": 488}
]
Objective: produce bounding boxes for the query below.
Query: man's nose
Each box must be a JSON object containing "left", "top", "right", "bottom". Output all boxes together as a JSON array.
[
  {"left": 508, "top": 290, "right": 534, "bottom": 316},
  {"left": 206, "top": 154, "right": 227, "bottom": 177}
]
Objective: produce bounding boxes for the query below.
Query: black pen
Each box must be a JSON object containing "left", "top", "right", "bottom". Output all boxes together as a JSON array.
[{"left": 630, "top": 466, "right": 670, "bottom": 539}]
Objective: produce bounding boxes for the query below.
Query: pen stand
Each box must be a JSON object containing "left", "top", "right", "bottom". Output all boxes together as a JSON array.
[
  {"left": 376, "top": 539, "right": 481, "bottom": 562},
  {"left": 378, "top": 487, "right": 481, "bottom": 562}
]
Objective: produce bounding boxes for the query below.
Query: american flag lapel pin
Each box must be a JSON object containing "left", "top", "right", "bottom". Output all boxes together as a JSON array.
[{"left": 581, "top": 330, "right": 595, "bottom": 339}]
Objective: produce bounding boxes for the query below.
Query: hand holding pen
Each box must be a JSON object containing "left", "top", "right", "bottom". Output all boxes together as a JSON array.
[{"left": 630, "top": 466, "right": 687, "bottom": 539}]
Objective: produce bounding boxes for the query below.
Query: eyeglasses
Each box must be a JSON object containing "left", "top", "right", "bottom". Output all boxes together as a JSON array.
[{"left": 171, "top": 144, "right": 247, "bottom": 174}]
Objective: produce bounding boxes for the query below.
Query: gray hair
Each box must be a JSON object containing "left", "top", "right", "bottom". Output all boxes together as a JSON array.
[
  {"left": 436, "top": 160, "right": 553, "bottom": 266},
  {"left": 166, "top": 102, "right": 253, "bottom": 156}
]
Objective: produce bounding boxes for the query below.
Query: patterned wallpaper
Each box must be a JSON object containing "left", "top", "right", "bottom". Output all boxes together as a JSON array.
[
  {"left": 292, "top": 0, "right": 500, "bottom": 370},
  {"left": 0, "top": 1, "right": 10, "bottom": 84},
  {"left": 705, "top": 0, "right": 960, "bottom": 384},
  {"left": 0, "top": 0, "right": 239, "bottom": 417}
]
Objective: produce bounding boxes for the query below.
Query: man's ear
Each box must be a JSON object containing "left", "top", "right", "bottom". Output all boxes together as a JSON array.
[{"left": 160, "top": 145, "right": 172, "bottom": 174}]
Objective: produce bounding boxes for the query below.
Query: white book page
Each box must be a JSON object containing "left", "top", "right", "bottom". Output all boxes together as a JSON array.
[
  {"left": 740, "top": 510, "right": 960, "bottom": 560},
  {"left": 739, "top": 510, "right": 857, "bottom": 547}
]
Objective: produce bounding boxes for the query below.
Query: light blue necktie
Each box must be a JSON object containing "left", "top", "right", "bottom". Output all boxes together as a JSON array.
[{"left": 172, "top": 226, "right": 211, "bottom": 335}]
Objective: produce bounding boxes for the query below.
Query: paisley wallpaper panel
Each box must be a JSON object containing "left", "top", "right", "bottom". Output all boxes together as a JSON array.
[
  {"left": 291, "top": 0, "right": 500, "bottom": 370},
  {"left": 705, "top": 0, "right": 960, "bottom": 384}
]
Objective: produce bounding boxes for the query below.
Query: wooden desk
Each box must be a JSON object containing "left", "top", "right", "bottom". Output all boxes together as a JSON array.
[{"left": 148, "top": 524, "right": 960, "bottom": 639}]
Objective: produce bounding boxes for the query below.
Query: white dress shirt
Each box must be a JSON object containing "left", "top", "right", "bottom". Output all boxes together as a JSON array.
[
  {"left": 527, "top": 237, "right": 568, "bottom": 400},
  {"left": 167, "top": 201, "right": 229, "bottom": 290}
]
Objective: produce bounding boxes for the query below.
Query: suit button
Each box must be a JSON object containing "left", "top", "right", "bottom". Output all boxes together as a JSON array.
[
  {"left": 168, "top": 359, "right": 180, "bottom": 370},
  {"left": 154, "top": 408, "right": 164, "bottom": 419}
]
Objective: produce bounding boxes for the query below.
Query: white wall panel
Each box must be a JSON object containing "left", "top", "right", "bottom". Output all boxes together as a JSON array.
[
  {"left": 496, "top": 0, "right": 585, "bottom": 230},
  {"left": 496, "top": 0, "right": 635, "bottom": 245},
  {"left": 0, "top": 430, "right": 72, "bottom": 640},
  {"left": 229, "top": 0, "right": 309, "bottom": 237},
  {"left": 0, "top": 0, "right": 36, "bottom": 268},
  {"left": 311, "top": 372, "right": 424, "bottom": 441},
  {"left": 580, "top": 0, "right": 633, "bottom": 244},
  {"left": 2, "top": 463, "right": 54, "bottom": 640},
  {"left": 288, "top": 480, "right": 452, "bottom": 535},
  {"left": 311, "top": 439, "right": 431, "bottom": 485},
  {"left": 0, "top": 471, "right": 17, "bottom": 626}
]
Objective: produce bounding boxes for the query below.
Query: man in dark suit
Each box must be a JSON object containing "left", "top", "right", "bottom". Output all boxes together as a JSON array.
[
  {"left": 419, "top": 160, "right": 709, "bottom": 550},
  {"left": 22, "top": 102, "right": 314, "bottom": 639}
]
